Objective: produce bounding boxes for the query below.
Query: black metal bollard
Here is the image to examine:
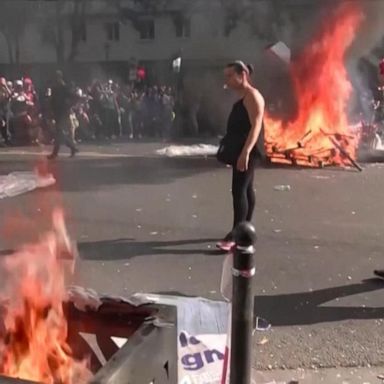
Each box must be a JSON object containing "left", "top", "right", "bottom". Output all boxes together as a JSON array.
[{"left": 230, "top": 222, "right": 257, "bottom": 384}]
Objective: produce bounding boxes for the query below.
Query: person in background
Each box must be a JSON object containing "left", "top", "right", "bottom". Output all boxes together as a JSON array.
[
  {"left": 40, "top": 86, "right": 55, "bottom": 144},
  {"left": 23, "top": 77, "right": 41, "bottom": 144},
  {"left": 47, "top": 71, "right": 78, "bottom": 159},
  {"left": 217, "top": 61, "right": 265, "bottom": 251},
  {"left": 9, "top": 80, "right": 34, "bottom": 145},
  {"left": 23, "top": 77, "right": 38, "bottom": 105},
  {"left": 379, "top": 57, "right": 384, "bottom": 86},
  {"left": 161, "top": 88, "right": 175, "bottom": 140},
  {"left": 0, "top": 77, "right": 11, "bottom": 145},
  {"left": 100, "top": 80, "right": 120, "bottom": 139}
]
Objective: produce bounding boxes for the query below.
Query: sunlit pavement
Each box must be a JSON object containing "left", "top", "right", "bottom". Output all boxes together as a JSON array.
[{"left": 1, "top": 142, "right": 384, "bottom": 375}]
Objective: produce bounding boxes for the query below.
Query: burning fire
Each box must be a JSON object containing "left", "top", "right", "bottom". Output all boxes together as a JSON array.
[
  {"left": 265, "top": 4, "right": 363, "bottom": 167},
  {"left": 0, "top": 208, "right": 90, "bottom": 383}
]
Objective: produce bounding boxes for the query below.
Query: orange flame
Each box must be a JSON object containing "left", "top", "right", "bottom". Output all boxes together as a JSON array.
[
  {"left": 0, "top": 208, "right": 90, "bottom": 383},
  {"left": 265, "top": 4, "right": 363, "bottom": 167}
]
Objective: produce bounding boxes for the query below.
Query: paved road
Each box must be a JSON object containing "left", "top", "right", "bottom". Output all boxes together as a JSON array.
[{"left": 1, "top": 142, "right": 384, "bottom": 376}]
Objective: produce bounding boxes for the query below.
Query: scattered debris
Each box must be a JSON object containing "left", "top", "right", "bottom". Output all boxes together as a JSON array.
[
  {"left": 0, "top": 171, "right": 56, "bottom": 199},
  {"left": 156, "top": 144, "right": 218, "bottom": 157},
  {"left": 67, "top": 286, "right": 102, "bottom": 312},
  {"left": 257, "top": 337, "right": 269, "bottom": 345},
  {"left": 274, "top": 185, "right": 291, "bottom": 192}
]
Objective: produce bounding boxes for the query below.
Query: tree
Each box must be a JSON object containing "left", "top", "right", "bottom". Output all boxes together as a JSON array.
[
  {"left": 220, "top": 0, "right": 320, "bottom": 44},
  {"left": 40, "top": 0, "right": 88, "bottom": 63},
  {"left": 112, "top": 0, "right": 194, "bottom": 35},
  {"left": 0, "top": 0, "right": 35, "bottom": 64},
  {"left": 68, "top": 0, "right": 88, "bottom": 62}
]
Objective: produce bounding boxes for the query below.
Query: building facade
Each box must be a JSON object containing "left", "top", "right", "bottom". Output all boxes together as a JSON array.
[{"left": 0, "top": 0, "right": 294, "bottom": 66}]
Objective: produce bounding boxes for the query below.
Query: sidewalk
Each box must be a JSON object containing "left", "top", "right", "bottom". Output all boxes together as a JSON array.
[{"left": 254, "top": 366, "right": 384, "bottom": 383}]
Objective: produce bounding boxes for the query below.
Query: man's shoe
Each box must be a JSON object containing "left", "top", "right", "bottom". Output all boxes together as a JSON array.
[
  {"left": 47, "top": 153, "right": 57, "bottom": 160},
  {"left": 216, "top": 240, "right": 236, "bottom": 252},
  {"left": 374, "top": 270, "right": 384, "bottom": 280},
  {"left": 70, "top": 148, "right": 79, "bottom": 158},
  {"left": 216, "top": 231, "right": 236, "bottom": 252}
]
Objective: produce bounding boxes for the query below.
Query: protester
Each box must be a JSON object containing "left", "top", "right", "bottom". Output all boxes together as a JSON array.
[
  {"left": 47, "top": 71, "right": 78, "bottom": 159},
  {"left": 379, "top": 57, "right": 384, "bottom": 86},
  {"left": 0, "top": 77, "right": 11, "bottom": 144},
  {"left": 0, "top": 73, "right": 177, "bottom": 146}
]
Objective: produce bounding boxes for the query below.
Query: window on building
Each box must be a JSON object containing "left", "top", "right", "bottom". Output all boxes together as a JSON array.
[
  {"left": 138, "top": 19, "right": 155, "bottom": 40},
  {"left": 105, "top": 22, "right": 120, "bottom": 42},
  {"left": 175, "top": 17, "right": 191, "bottom": 38}
]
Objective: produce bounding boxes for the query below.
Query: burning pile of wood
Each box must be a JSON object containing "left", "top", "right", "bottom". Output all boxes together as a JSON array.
[{"left": 264, "top": 4, "right": 364, "bottom": 172}]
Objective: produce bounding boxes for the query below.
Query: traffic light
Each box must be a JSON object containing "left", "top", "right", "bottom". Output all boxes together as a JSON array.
[{"left": 137, "top": 67, "right": 146, "bottom": 81}]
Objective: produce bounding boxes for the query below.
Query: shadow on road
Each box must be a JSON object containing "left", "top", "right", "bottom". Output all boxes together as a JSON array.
[
  {"left": 0, "top": 156, "right": 220, "bottom": 192},
  {"left": 78, "top": 238, "right": 218, "bottom": 261},
  {"left": 153, "top": 279, "right": 384, "bottom": 326},
  {"left": 256, "top": 279, "right": 384, "bottom": 326}
]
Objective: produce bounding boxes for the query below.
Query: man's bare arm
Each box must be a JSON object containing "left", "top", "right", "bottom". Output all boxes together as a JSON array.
[{"left": 242, "top": 90, "right": 265, "bottom": 155}]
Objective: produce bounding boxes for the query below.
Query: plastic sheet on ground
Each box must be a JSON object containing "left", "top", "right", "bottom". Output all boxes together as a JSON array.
[
  {"left": 156, "top": 144, "right": 218, "bottom": 157},
  {"left": 0, "top": 171, "right": 56, "bottom": 199}
]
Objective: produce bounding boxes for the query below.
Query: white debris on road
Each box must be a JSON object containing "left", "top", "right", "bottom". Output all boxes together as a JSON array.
[
  {"left": 156, "top": 144, "right": 218, "bottom": 157},
  {"left": 0, "top": 171, "right": 55, "bottom": 199}
]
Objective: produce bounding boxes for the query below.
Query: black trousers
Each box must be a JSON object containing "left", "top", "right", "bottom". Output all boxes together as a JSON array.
[
  {"left": 231, "top": 155, "right": 256, "bottom": 230},
  {"left": 0, "top": 116, "right": 9, "bottom": 142},
  {"left": 51, "top": 115, "right": 76, "bottom": 156}
]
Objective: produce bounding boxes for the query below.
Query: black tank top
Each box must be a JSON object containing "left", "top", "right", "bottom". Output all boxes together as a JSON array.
[{"left": 226, "top": 99, "right": 265, "bottom": 160}]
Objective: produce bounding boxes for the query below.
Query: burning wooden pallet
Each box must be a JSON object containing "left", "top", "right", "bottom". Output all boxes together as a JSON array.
[
  {"left": 264, "top": 4, "right": 364, "bottom": 172},
  {"left": 266, "top": 129, "right": 362, "bottom": 171}
]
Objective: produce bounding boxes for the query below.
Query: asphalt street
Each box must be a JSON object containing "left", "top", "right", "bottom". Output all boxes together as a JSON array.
[{"left": 1, "top": 141, "right": 384, "bottom": 377}]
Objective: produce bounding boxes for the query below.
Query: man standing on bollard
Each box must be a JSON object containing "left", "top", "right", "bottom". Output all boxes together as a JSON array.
[{"left": 47, "top": 71, "right": 78, "bottom": 160}]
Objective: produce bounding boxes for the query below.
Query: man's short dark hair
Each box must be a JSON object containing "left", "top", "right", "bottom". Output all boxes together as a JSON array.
[{"left": 226, "top": 61, "right": 254, "bottom": 76}]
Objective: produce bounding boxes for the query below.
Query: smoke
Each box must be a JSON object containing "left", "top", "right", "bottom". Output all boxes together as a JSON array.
[
  {"left": 346, "top": 0, "right": 384, "bottom": 121},
  {"left": 348, "top": 0, "right": 384, "bottom": 60}
]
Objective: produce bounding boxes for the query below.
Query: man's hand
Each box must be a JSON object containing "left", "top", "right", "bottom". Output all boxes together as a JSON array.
[{"left": 236, "top": 151, "right": 249, "bottom": 172}]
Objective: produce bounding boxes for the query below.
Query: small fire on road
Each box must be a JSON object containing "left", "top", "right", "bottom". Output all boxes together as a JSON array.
[{"left": 0, "top": 208, "right": 90, "bottom": 384}]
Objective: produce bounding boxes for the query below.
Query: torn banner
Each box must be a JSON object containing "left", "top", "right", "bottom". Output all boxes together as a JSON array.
[
  {"left": 69, "top": 287, "right": 229, "bottom": 383},
  {"left": 132, "top": 293, "right": 229, "bottom": 384}
]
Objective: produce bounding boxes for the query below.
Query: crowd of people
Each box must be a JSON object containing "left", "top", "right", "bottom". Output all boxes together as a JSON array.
[{"left": 0, "top": 74, "right": 176, "bottom": 147}]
